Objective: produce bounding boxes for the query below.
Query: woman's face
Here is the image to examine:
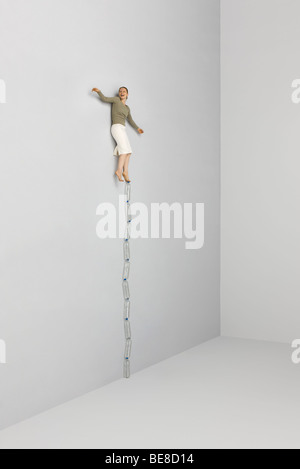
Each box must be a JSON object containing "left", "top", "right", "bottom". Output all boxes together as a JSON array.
[{"left": 119, "top": 88, "right": 128, "bottom": 100}]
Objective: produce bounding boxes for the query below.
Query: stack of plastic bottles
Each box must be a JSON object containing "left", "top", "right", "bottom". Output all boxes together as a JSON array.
[{"left": 122, "top": 181, "right": 132, "bottom": 378}]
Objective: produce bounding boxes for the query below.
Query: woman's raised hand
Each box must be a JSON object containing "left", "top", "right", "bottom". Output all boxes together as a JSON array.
[
  {"left": 137, "top": 128, "right": 144, "bottom": 134},
  {"left": 92, "top": 88, "right": 100, "bottom": 93}
]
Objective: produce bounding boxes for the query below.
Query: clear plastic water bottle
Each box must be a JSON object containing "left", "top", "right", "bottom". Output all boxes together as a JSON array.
[
  {"left": 123, "top": 358, "right": 130, "bottom": 378},
  {"left": 123, "top": 240, "right": 130, "bottom": 261},
  {"left": 122, "top": 280, "right": 130, "bottom": 300},
  {"left": 124, "top": 318, "right": 131, "bottom": 339},
  {"left": 125, "top": 182, "right": 131, "bottom": 202},
  {"left": 124, "top": 338, "right": 132, "bottom": 359},
  {"left": 124, "top": 225, "right": 130, "bottom": 241},
  {"left": 126, "top": 203, "right": 132, "bottom": 223},
  {"left": 123, "top": 261, "right": 130, "bottom": 281},
  {"left": 123, "top": 299, "right": 130, "bottom": 320}
]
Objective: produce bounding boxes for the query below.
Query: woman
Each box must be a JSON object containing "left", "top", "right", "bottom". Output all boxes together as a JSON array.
[{"left": 92, "top": 86, "right": 144, "bottom": 182}]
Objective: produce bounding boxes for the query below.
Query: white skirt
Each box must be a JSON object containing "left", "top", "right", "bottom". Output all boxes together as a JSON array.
[{"left": 111, "top": 123, "right": 132, "bottom": 157}]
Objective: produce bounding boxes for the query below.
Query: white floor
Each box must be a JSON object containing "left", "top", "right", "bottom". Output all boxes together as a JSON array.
[{"left": 0, "top": 337, "right": 299, "bottom": 449}]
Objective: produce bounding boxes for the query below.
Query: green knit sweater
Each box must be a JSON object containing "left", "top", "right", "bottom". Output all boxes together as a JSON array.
[{"left": 96, "top": 90, "right": 139, "bottom": 130}]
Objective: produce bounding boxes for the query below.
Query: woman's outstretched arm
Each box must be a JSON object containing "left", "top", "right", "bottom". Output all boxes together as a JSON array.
[
  {"left": 92, "top": 88, "right": 117, "bottom": 103},
  {"left": 127, "top": 108, "right": 140, "bottom": 131}
]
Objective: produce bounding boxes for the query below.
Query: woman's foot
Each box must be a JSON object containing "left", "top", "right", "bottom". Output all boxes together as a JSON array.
[
  {"left": 115, "top": 170, "right": 124, "bottom": 182},
  {"left": 122, "top": 172, "right": 131, "bottom": 182}
]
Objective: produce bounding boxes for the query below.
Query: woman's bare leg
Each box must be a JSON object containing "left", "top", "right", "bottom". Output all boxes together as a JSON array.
[
  {"left": 122, "top": 153, "right": 131, "bottom": 182},
  {"left": 115, "top": 154, "right": 126, "bottom": 181}
]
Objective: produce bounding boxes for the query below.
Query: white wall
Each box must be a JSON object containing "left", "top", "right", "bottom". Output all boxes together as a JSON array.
[
  {"left": 0, "top": 0, "right": 220, "bottom": 429},
  {"left": 221, "top": 0, "right": 300, "bottom": 343}
]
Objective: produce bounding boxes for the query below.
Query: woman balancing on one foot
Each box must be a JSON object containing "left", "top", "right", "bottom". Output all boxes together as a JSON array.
[{"left": 92, "top": 86, "right": 144, "bottom": 182}]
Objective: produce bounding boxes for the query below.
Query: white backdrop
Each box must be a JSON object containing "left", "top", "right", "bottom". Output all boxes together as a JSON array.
[
  {"left": 0, "top": 0, "right": 220, "bottom": 429},
  {"left": 221, "top": 0, "right": 300, "bottom": 343}
]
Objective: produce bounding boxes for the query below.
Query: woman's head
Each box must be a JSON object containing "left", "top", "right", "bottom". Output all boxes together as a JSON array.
[{"left": 119, "top": 86, "right": 128, "bottom": 100}]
